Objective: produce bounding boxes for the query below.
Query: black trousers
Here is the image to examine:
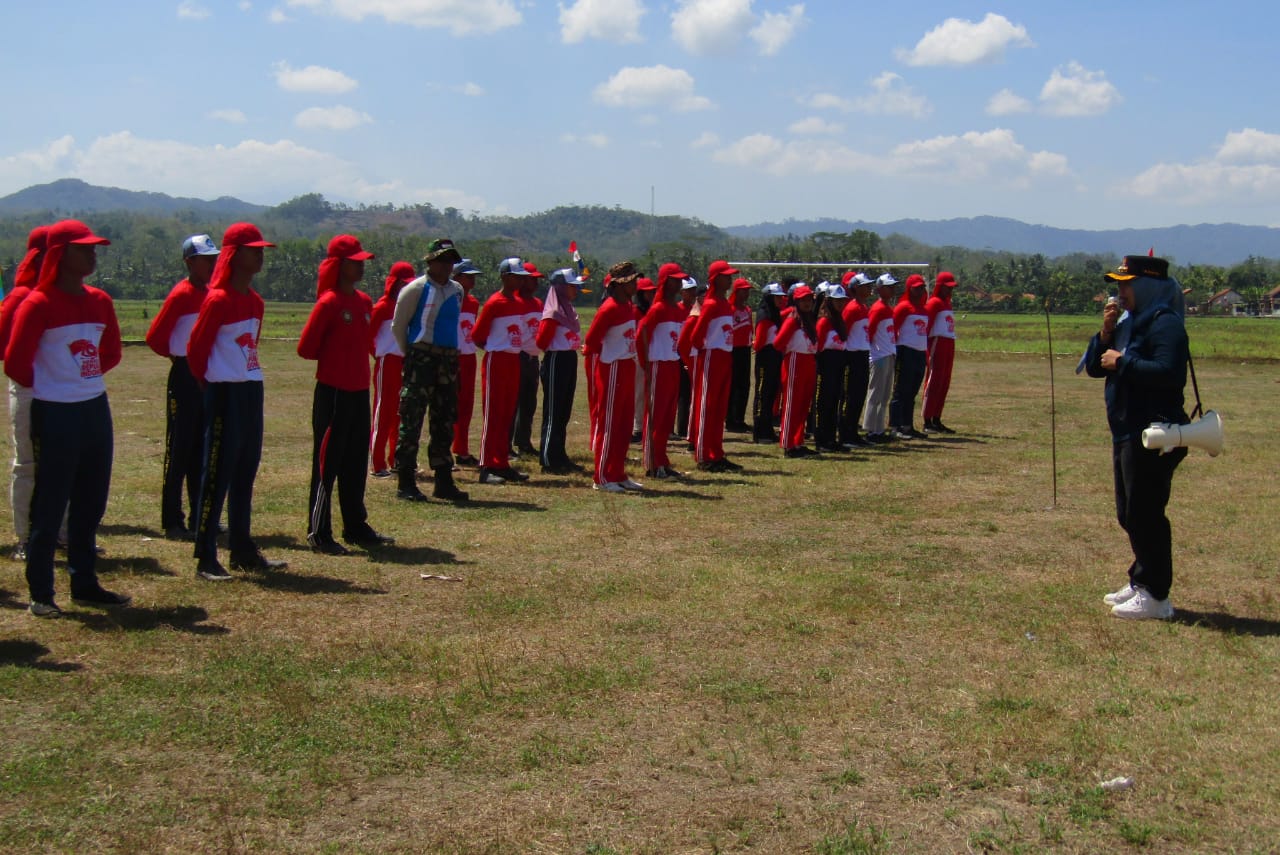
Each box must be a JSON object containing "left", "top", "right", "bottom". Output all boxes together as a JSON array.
[
  {"left": 26, "top": 394, "right": 112, "bottom": 602},
  {"left": 814, "top": 350, "right": 846, "bottom": 448},
  {"left": 161, "top": 356, "right": 204, "bottom": 531},
  {"left": 195, "top": 381, "right": 262, "bottom": 562},
  {"left": 1114, "top": 439, "right": 1185, "bottom": 601},
  {"left": 675, "top": 362, "right": 692, "bottom": 438},
  {"left": 890, "top": 346, "right": 927, "bottom": 430},
  {"left": 839, "top": 350, "right": 870, "bottom": 444},
  {"left": 727, "top": 345, "right": 752, "bottom": 427},
  {"left": 539, "top": 350, "right": 578, "bottom": 468},
  {"left": 511, "top": 352, "right": 540, "bottom": 452},
  {"left": 752, "top": 348, "right": 781, "bottom": 441},
  {"left": 308, "top": 383, "right": 370, "bottom": 541}
]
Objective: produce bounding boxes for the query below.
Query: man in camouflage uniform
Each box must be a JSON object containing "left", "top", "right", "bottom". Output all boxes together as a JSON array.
[{"left": 390, "top": 239, "right": 468, "bottom": 502}]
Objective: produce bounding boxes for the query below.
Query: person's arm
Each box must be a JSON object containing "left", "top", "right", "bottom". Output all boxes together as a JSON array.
[
  {"left": 145, "top": 284, "right": 184, "bottom": 357},
  {"left": 2, "top": 296, "right": 44, "bottom": 387},
  {"left": 583, "top": 301, "right": 612, "bottom": 354},
  {"left": 535, "top": 318, "right": 557, "bottom": 352},
  {"left": 185, "top": 294, "right": 224, "bottom": 383},
  {"left": 1114, "top": 315, "right": 1188, "bottom": 388},
  {"left": 390, "top": 282, "right": 419, "bottom": 355},
  {"left": 470, "top": 298, "right": 494, "bottom": 348},
  {"left": 774, "top": 316, "right": 799, "bottom": 352},
  {"left": 753, "top": 318, "right": 771, "bottom": 353},
  {"left": 98, "top": 294, "right": 123, "bottom": 375},
  {"left": 296, "top": 297, "right": 331, "bottom": 360}
]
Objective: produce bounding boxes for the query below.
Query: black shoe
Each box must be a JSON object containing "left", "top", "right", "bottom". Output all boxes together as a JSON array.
[
  {"left": 495, "top": 467, "right": 529, "bottom": 482},
  {"left": 455, "top": 454, "right": 479, "bottom": 467},
  {"left": 630, "top": 431, "right": 643, "bottom": 443},
  {"left": 196, "top": 559, "right": 232, "bottom": 581},
  {"left": 478, "top": 467, "right": 506, "bottom": 485},
  {"left": 308, "top": 534, "right": 351, "bottom": 556},
  {"left": 815, "top": 444, "right": 843, "bottom": 454},
  {"left": 229, "top": 550, "right": 286, "bottom": 572},
  {"left": 720, "top": 458, "right": 744, "bottom": 471},
  {"left": 342, "top": 527, "right": 395, "bottom": 547},
  {"left": 71, "top": 585, "right": 132, "bottom": 608},
  {"left": 784, "top": 446, "right": 818, "bottom": 458},
  {"left": 371, "top": 469, "right": 393, "bottom": 478},
  {"left": 892, "top": 429, "right": 915, "bottom": 441},
  {"left": 29, "top": 599, "right": 61, "bottom": 618},
  {"left": 933, "top": 420, "right": 956, "bottom": 434},
  {"left": 431, "top": 466, "right": 469, "bottom": 501},
  {"left": 542, "top": 464, "right": 574, "bottom": 475},
  {"left": 906, "top": 427, "right": 929, "bottom": 440},
  {"left": 165, "top": 525, "right": 194, "bottom": 541},
  {"left": 753, "top": 435, "right": 777, "bottom": 445},
  {"left": 516, "top": 444, "right": 538, "bottom": 457},
  {"left": 396, "top": 468, "right": 429, "bottom": 502},
  {"left": 725, "top": 422, "right": 750, "bottom": 433},
  {"left": 11, "top": 541, "right": 27, "bottom": 562},
  {"left": 697, "top": 459, "right": 730, "bottom": 473}
]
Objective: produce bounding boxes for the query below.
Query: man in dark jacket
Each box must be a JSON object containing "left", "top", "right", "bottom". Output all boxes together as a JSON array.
[{"left": 1085, "top": 254, "right": 1188, "bottom": 620}]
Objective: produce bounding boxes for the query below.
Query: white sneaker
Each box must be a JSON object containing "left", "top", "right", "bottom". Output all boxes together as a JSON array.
[
  {"left": 1111, "top": 589, "right": 1174, "bottom": 620},
  {"left": 619, "top": 478, "right": 645, "bottom": 492},
  {"left": 593, "top": 481, "right": 625, "bottom": 493},
  {"left": 1103, "top": 583, "right": 1137, "bottom": 606}
]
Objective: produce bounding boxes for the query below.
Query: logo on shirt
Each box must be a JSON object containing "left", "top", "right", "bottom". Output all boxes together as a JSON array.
[
  {"left": 945, "top": 315, "right": 955, "bottom": 334},
  {"left": 506, "top": 323, "right": 523, "bottom": 348},
  {"left": 460, "top": 318, "right": 474, "bottom": 343},
  {"left": 565, "top": 330, "right": 580, "bottom": 349},
  {"left": 235, "top": 332, "right": 261, "bottom": 372},
  {"left": 67, "top": 339, "right": 101, "bottom": 379},
  {"left": 914, "top": 318, "right": 927, "bottom": 336},
  {"left": 342, "top": 310, "right": 353, "bottom": 324},
  {"left": 623, "top": 326, "right": 637, "bottom": 355}
]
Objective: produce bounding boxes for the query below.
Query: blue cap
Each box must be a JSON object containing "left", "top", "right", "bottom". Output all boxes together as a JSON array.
[
  {"left": 453, "top": 257, "right": 481, "bottom": 276},
  {"left": 826, "top": 284, "right": 849, "bottom": 299},
  {"left": 550, "top": 268, "right": 587, "bottom": 287},
  {"left": 182, "top": 234, "right": 219, "bottom": 259},
  {"left": 876, "top": 273, "right": 899, "bottom": 287},
  {"left": 763, "top": 282, "right": 785, "bottom": 297},
  {"left": 498, "top": 257, "right": 530, "bottom": 276}
]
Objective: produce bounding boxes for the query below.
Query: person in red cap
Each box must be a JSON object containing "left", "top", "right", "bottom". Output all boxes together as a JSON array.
[
  {"left": 187, "top": 222, "right": 287, "bottom": 580},
  {"left": 450, "top": 257, "right": 482, "bottom": 466},
  {"left": 813, "top": 282, "right": 850, "bottom": 452},
  {"left": 674, "top": 277, "right": 699, "bottom": 439},
  {"left": 921, "top": 271, "right": 958, "bottom": 433},
  {"left": 637, "top": 262, "right": 688, "bottom": 478},
  {"left": 773, "top": 284, "right": 819, "bottom": 456},
  {"left": 369, "top": 261, "right": 416, "bottom": 477},
  {"left": 4, "top": 219, "right": 126, "bottom": 616},
  {"left": 0, "top": 224, "right": 51, "bottom": 560},
  {"left": 297, "top": 235, "right": 394, "bottom": 554},
  {"left": 470, "top": 257, "right": 533, "bottom": 484},
  {"left": 691, "top": 259, "right": 742, "bottom": 472},
  {"left": 510, "top": 262, "right": 545, "bottom": 459},
  {"left": 536, "top": 268, "right": 588, "bottom": 473},
  {"left": 584, "top": 261, "right": 642, "bottom": 492},
  {"left": 726, "top": 277, "right": 754, "bottom": 432},
  {"left": 862, "top": 273, "right": 899, "bottom": 443},
  {"left": 839, "top": 272, "right": 874, "bottom": 448},
  {"left": 890, "top": 273, "right": 930, "bottom": 439},
  {"left": 751, "top": 282, "right": 787, "bottom": 444},
  {"left": 631, "top": 275, "right": 657, "bottom": 443},
  {"left": 146, "top": 234, "right": 220, "bottom": 540},
  {"left": 676, "top": 280, "right": 703, "bottom": 450}
]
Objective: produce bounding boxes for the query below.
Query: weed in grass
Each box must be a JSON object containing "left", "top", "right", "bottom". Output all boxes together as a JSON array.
[
  {"left": 814, "top": 819, "right": 889, "bottom": 855},
  {"left": 1094, "top": 698, "right": 1133, "bottom": 718},
  {"left": 824, "top": 767, "right": 866, "bottom": 790},
  {"left": 1066, "top": 786, "right": 1110, "bottom": 826},
  {"left": 1117, "top": 818, "right": 1157, "bottom": 846},
  {"left": 1038, "top": 813, "right": 1064, "bottom": 843},
  {"left": 981, "top": 696, "right": 1036, "bottom": 714},
  {"left": 905, "top": 781, "right": 942, "bottom": 800}
]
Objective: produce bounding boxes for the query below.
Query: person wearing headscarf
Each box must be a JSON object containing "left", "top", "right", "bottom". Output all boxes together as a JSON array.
[
  {"left": 535, "top": 268, "right": 588, "bottom": 473},
  {"left": 510, "top": 262, "right": 545, "bottom": 459},
  {"left": 922, "top": 271, "right": 958, "bottom": 434},
  {"left": 450, "top": 258, "right": 482, "bottom": 466},
  {"left": 726, "top": 277, "right": 754, "bottom": 432},
  {"left": 691, "top": 260, "right": 742, "bottom": 472},
  {"left": 861, "top": 273, "right": 899, "bottom": 443},
  {"left": 751, "top": 282, "right": 787, "bottom": 444},
  {"left": 773, "top": 284, "right": 819, "bottom": 457},
  {"left": 187, "top": 222, "right": 287, "bottom": 580},
  {"left": 146, "top": 234, "right": 220, "bottom": 540},
  {"left": 1085, "top": 255, "right": 1189, "bottom": 620},
  {"left": 813, "top": 282, "right": 850, "bottom": 452},
  {"left": 4, "top": 219, "right": 125, "bottom": 616},
  {"left": 369, "top": 261, "right": 416, "bottom": 477},
  {"left": 637, "top": 263, "right": 689, "bottom": 479},
  {"left": 470, "top": 257, "right": 534, "bottom": 484},
  {"left": 390, "top": 238, "right": 469, "bottom": 501},
  {"left": 676, "top": 279, "right": 705, "bottom": 453},
  {"left": 674, "top": 276, "right": 699, "bottom": 439},
  {"left": 583, "top": 261, "right": 643, "bottom": 492},
  {"left": 297, "top": 235, "right": 394, "bottom": 555},
  {"left": 0, "top": 224, "right": 50, "bottom": 559},
  {"left": 890, "top": 273, "right": 930, "bottom": 440},
  {"left": 839, "top": 272, "right": 875, "bottom": 448},
  {"left": 631, "top": 275, "right": 657, "bottom": 443}
]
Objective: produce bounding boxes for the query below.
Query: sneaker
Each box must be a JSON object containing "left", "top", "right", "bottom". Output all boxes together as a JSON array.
[
  {"left": 1103, "top": 583, "right": 1137, "bottom": 606},
  {"left": 593, "top": 481, "right": 625, "bottom": 493},
  {"left": 645, "top": 468, "right": 668, "bottom": 479},
  {"left": 696, "top": 459, "right": 730, "bottom": 473},
  {"left": 892, "top": 429, "right": 915, "bottom": 441},
  {"left": 815, "top": 444, "right": 843, "bottom": 454},
  {"left": 630, "top": 430, "right": 643, "bottom": 443},
  {"left": 1111, "top": 589, "right": 1174, "bottom": 620},
  {"left": 229, "top": 550, "right": 287, "bottom": 573},
  {"left": 620, "top": 478, "right": 645, "bottom": 492},
  {"left": 371, "top": 469, "right": 393, "bottom": 479},
  {"left": 307, "top": 534, "right": 351, "bottom": 556},
  {"left": 197, "top": 559, "right": 232, "bottom": 581},
  {"left": 164, "top": 525, "right": 194, "bottom": 541},
  {"left": 455, "top": 454, "right": 479, "bottom": 467},
  {"left": 71, "top": 586, "right": 132, "bottom": 608},
  {"left": 11, "top": 542, "right": 27, "bottom": 562},
  {"left": 342, "top": 527, "right": 395, "bottom": 547},
  {"left": 662, "top": 466, "right": 685, "bottom": 479},
  {"left": 495, "top": 467, "right": 529, "bottom": 482},
  {"left": 720, "top": 458, "right": 744, "bottom": 471},
  {"left": 478, "top": 469, "right": 506, "bottom": 485},
  {"left": 933, "top": 420, "right": 956, "bottom": 434},
  {"left": 29, "top": 599, "right": 61, "bottom": 618}
]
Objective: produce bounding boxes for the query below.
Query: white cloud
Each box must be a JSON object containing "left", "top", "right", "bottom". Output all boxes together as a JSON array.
[
  {"left": 851, "top": 72, "right": 931, "bottom": 118},
  {"left": 593, "top": 65, "right": 713, "bottom": 111},
  {"left": 177, "top": 1, "right": 211, "bottom": 20},
  {"left": 239, "top": 1, "right": 252, "bottom": 10},
  {"left": 460, "top": 82, "right": 485, "bottom": 97},
  {"left": 559, "top": 0, "right": 645, "bottom": 44},
  {"left": 269, "top": 7, "right": 291, "bottom": 22},
  {"left": 0, "top": 132, "right": 484, "bottom": 209},
  {"left": 889, "top": 128, "right": 1069, "bottom": 183},
  {"left": 712, "top": 134, "right": 878, "bottom": 175},
  {"left": 986, "top": 88, "right": 1031, "bottom": 117},
  {"left": 1039, "top": 61, "right": 1120, "bottom": 117},
  {"left": 1215, "top": 128, "right": 1280, "bottom": 164},
  {"left": 804, "top": 92, "right": 854, "bottom": 112},
  {"left": 788, "top": 116, "right": 843, "bottom": 135},
  {"left": 562, "top": 133, "right": 610, "bottom": 148},
  {"left": 691, "top": 131, "right": 720, "bottom": 148},
  {"left": 898, "top": 13, "right": 1032, "bottom": 66},
  {"left": 749, "top": 4, "right": 806, "bottom": 55},
  {"left": 1122, "top": 129, "right": 1280, "bottom": 204},
  {"left": 273, "top": 61, "right": 357, "bottom": 94},
  {"left": 208, "top": 108, "right": 248, "bottom": 123},
  {"left": 671, "top": 0, "right": 754, "bottom": 54},
  {"left": 294, "top": 106, "right": 373, "bottom": 130},
  {"left": 285, "top": 0, "right": 521, "bottom": 35}
]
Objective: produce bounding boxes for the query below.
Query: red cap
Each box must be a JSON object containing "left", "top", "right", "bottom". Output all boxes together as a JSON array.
[
  {"left": 905, "top": 274, "right": 926, "bottom": 289},
  {"left": 732, "top": 277, "right": 752, "bottom": 290},
  {"left": 327, "top": 234, "right": 374, "bottom": 261},
  {"left": 841, "top": 270, "right": 857, "bottom": 286},
  {"left": 707, "top": 259, "right": 739, "bottom": 280},
  {"left": 47, "top": 219, "right": 110, "bottom": 249},
  {"left": 222, "top": 222, "right": 275, "bottom": 248},
  {"left": 637, "top": 277, "right": 657, "bottom": 291},
  {"left": 936, "top": 271, "right": 956, "bottom": 287},
  {"left": 13, "top": 225, "right": 50, "bottom": 290},
  {"left": 792, "top": 284, "right": 815, "bottom": 300},
  {"left": 523, "top": 261, "right": 546, "bottom": 278},
  {"left": 389, "top": 261, "right": 416, "bottom": 280},
  {"left": 658, "top": 262, "right": 689, "bottom": 286}
]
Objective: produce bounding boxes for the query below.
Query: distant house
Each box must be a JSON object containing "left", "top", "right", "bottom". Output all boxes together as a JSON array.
[
  {"left": 1267, "top": 284, "right": 1280, "bottom": 315},
  {"left": 1207, "top": 288, "right": 1246, "bottom": 315}
]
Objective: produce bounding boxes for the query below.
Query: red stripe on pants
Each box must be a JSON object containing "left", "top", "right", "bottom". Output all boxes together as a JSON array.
[
  {"left": 369, "top": 353, "right": 402, "bottom": 472},
  {"left": 594, "top": 357, "right": 636, "bottom": 484},
  {"left": 642, "top": 360, "right": 680, "bottom": 471},
  {"left": 480, "top": 351, "right": 520, "bottom": 469},
  {"left": 779, "top": 351, "right": 816, "bottom": 450},
  {"left": 922, "top": 337, "right": 955, "bottom": 421},
  {"left": 695, "top": 349, "right": 730, "bottom": 463},
  {"left": 452, "top": 352, "right": 476, "bottom": 455}
]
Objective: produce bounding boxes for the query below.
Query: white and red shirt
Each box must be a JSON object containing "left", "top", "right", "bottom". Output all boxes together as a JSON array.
[
  {"left": 146, "top": 278, "right": 207, "bottom": 358},
  {"left": 4, "top": 285, "right": 122, "bottom": 402},
  {"left": 457, "top": 292, "right": 479, "bottom": 356},
  {"left": 187, "top": 287, "right": 265, "bottom": 383},
  {"left": 893, "top": 299, "right": 929, "bottom": 351},
  {"left": 692, "top": 296, "right": 734, "bottom": 353},
  {"left": 471, "top": 291, "right": 526, "bottom": 354},
  {"left": 535, "top": 318, "right": 581, "bottom": 352},
  {"left": 518, "top": 294, "right": 542, "bottom": 356},
  {"left": 637, "top": 301, "right": 684, "bottom": 363},
  {"left": 774, "top": 316, "right": 817, "bottom": 355},
  {"left": 731, "top": 304, "right": 753, "bottom": 348},
  {"left": 926, "top": 296, "right": 956, "bottom": 340},
  {"left": 842, "top": 300, "right": 870, "bottom": 352},
  {"left": 817, "top": 317, "right": 845, "bottom": 352},
  {"left": 584, "top": 297, "right": 638, "bottom": 365},
  {"left": 867, "top": 299, "right": 896, "bottom": 361},
  {"left": 370, "top": 290, "right": 403, "bottom": 358}
]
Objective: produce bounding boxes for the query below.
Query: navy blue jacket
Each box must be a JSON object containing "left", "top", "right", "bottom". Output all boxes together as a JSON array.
[{"left": 1085, "top": 308, "right": 1188, "bottom": 443}]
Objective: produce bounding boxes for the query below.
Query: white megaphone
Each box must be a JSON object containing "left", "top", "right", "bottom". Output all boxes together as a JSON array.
[{"left": 1141, "top": 410, "right": 1223, "bottom": 457}]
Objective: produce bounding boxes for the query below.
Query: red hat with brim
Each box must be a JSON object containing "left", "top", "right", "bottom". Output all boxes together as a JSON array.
[
  {"left": 327, "top": 234, "right": 374, "bottom": 261},
  {"left": 223, "top": 222, "right": 276, "bottom": 249},
  {"left": 708, "top": 259, "right": 739, "bottom": 280}
]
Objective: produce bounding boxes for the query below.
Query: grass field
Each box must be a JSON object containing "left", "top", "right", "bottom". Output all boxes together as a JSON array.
[{"left": 1, "top": 316, "right": 1278, "bottom": 852}]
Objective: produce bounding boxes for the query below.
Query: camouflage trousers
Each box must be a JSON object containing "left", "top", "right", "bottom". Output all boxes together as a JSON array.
[{"left": 396, "top": 345, "right": 459, "bottom": 473}]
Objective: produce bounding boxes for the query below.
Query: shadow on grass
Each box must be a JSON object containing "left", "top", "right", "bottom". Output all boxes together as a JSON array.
[
  {"left": 65, "top": 604, "right": 229, "bottom": 636},
  {"left": 0, "top": 639, "right": 84, "bottom": 672},
  {"left": 374, "top": 544, "right": 466, "bottom": 567},
  {"left": 98, "top": 522, "right": 163, "bottom": 538},
  {"left": 1171, "top": 609, "right": 1280, "bottom": 637},
  {"left": 239, "top": 566, "right": 387, "bottom": 595},
  {"left": 452, "top": 498, "right": 547, "bottom": 512},
  {"left": 97, "top": 555, "right": 175, "bottom": 578},
  {"left": 622, "top": 488, "right": 724, "bottom": 501}
]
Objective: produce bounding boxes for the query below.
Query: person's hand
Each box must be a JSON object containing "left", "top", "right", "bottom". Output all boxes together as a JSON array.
[
  {"left": 1100, "top": 348, "right": 1122, "bottom": 370},
  {"left": 1101, "top": 300, "right": 1120, "bottom": 342}
]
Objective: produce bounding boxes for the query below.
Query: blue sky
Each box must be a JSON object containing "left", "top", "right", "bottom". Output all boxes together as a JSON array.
[{"left": 2, "top": 1, "right": 1277, "bottom": 231}]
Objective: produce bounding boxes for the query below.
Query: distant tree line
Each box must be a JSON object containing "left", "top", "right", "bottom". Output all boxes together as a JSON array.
[{"left": 3, "top": 195, "right": 1276, "bottom": 313}]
